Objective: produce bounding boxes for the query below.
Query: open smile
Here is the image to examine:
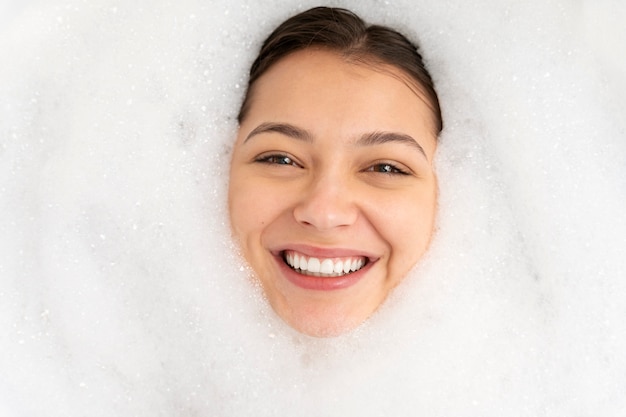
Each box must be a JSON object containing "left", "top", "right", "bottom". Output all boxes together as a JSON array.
[{"left": 282, "top": 250, "right": 369, "bottom": 277}]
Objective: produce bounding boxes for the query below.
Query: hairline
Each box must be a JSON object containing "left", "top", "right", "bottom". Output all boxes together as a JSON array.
[{"left": 239, "top": 47, "right": 439, "bottom": 135}]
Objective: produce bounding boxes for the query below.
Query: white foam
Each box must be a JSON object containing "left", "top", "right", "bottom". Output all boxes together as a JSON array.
[{"left": 1, "top": 0, "right": 625, "bottom": 415}]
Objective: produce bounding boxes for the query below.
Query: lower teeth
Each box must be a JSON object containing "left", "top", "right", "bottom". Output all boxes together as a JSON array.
[{"left": 292, "top": 268, "right": 346, "bottom": 277}]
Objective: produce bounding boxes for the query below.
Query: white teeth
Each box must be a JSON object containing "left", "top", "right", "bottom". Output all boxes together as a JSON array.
[
  {"left": 307, "top": 257, "right": 320, "bottom": 273},
  {"left": 283, "top": 251, "right": 367, "bottom": 277},
  {"left": 320, "top": 259, "right": 334, "bottom": 274}
]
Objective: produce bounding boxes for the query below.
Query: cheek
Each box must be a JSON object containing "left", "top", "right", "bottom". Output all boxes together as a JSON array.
[
  {"left": 228, "top": 175, "right": 286, "bottom": 244},
  {"left": 230, "top": 189, "right": 259, "bottom": 240},
  {"left": 228, "top": 172, "right": 257, "bottom": 239},
  {"left": 377, "top": 187, "right": 437, "bottom": 269}
]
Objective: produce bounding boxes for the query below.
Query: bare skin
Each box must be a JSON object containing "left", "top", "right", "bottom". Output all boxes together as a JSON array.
[{"left": 229, "top": 49, "right": 438, "bottom": 337}]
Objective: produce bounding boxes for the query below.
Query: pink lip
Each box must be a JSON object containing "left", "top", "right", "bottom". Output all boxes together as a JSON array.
[
  {"left": 271, "top": 243, "right": 377, "bottom": 260},
  {"left": 271, "top": 244, "right": 378, "bottom": 291}
]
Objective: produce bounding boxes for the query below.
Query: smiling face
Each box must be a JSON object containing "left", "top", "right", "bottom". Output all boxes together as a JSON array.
[{"left": 228, "top": 49, "right": 438, "bottom": 337}]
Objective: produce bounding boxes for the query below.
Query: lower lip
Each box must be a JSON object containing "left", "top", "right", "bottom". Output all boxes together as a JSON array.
[{"left": 275, "top": 254, "right": 372, "bottom": 291}]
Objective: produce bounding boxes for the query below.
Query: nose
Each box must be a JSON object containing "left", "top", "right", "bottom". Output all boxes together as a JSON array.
[{"left": 293, "top": 174, "right": 358, "bottom": 231}]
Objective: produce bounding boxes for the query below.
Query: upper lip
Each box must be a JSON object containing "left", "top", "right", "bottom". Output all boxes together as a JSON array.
[{"left": 270, "top": 243, "right": 379, "bottom": 261}]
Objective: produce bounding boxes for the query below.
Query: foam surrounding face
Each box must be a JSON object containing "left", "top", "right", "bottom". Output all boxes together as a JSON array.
[{"left": 1, "top": 0, "right": 625, "bottom": 416}]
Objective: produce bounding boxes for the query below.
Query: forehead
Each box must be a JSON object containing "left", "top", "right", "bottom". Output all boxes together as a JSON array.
[
  {"left": 257, "top": 48, "right": 424, "bottom": 99},
  {"left": 244, "top": 49, "right": 438, "bottom": 137}
]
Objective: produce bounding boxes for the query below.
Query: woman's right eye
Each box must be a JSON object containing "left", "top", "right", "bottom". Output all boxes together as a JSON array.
[{"left": 254, "top": 153, "right": 301, "bottom": 167}]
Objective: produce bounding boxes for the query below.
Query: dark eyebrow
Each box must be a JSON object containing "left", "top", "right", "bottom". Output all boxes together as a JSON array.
[
  {"left": 244, "top": 122, "right": 313, "bottom": 143},
  {"left": 357, "top": 131, "right": 428, "bottom": 160}
]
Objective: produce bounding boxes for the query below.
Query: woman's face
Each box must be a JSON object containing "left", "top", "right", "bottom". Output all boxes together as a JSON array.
[{"left": 228, "top": 49, "right": 438, "bottom": 337}]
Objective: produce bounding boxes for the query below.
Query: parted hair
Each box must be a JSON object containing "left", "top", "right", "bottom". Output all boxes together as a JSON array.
[{"left": 237, "top": 6, "right": 442, "bottom": 134}]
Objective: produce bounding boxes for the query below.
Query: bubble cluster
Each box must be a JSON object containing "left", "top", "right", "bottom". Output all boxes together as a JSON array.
[{"left": 1, "top": 0, "right": 624, "bottom": 415}]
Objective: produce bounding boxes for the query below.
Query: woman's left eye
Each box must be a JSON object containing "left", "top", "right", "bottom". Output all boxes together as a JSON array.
[{"left": 366, "top": 163, "right": 410, "bottom": 175}]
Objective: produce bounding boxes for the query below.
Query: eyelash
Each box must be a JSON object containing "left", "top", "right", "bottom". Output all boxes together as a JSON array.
[
  {"left": 366, "top": 162, "right": 411, "bottom": 176},
  {"left": 254, "top": 153, "right": 301, "bottom": 167},
  {"left": 254, "top": 154, "right": 411, "bottom": 176}
]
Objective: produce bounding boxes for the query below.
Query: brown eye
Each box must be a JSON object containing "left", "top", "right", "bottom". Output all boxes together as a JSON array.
[
  {"left": 255, "top": 154, "right": 301, "bottom": 167},
  {"left": 367, "top": 163, "right": 409, "bottom": 175}
]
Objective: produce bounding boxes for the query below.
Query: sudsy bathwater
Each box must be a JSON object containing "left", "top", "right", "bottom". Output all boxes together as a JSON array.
[{"left": 1, "top": 0, "right": 625, "bottom": 415}]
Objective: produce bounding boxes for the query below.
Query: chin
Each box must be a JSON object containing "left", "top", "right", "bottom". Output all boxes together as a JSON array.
[
  {"left": 288, "top": 317, "right": 359, "bottom": 338},
  {"left": 273, "top": 300, "right": 373, "bottom": 338}
]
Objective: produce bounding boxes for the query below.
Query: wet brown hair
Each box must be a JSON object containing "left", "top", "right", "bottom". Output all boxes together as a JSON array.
[{"left": 237, "top": 6, "right": 442, "bottom": 134}]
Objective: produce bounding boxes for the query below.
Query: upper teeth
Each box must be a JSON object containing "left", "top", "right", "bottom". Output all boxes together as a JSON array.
[{"left": 284, "top": 251, "right": 366, "bottom": 277}]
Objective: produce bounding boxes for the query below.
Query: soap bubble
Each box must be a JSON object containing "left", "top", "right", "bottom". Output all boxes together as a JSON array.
[{"left": 1, "top": 0, "right": 624, "bottom": 415}]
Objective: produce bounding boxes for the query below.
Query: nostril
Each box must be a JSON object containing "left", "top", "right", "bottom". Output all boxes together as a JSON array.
[{"left": 293, "top": 195, "right": 358, "bottom": 230}]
